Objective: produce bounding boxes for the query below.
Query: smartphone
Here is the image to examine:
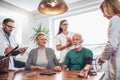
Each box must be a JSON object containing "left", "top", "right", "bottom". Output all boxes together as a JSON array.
[{"left": 40, "top": 72, "right": 56, "bottom": 75}]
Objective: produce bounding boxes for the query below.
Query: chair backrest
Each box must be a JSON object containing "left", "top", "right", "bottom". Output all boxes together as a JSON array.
[{"left": 0, "top": 56, "right": 9, "bottom": 73}]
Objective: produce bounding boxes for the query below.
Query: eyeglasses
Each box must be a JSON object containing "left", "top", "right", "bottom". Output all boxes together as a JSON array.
[
  {"left": 5, "top": 24, "right": 14, "bottom": 29},
  {"left": 62, "top": 23, "right": 68, "bottom": 26}
]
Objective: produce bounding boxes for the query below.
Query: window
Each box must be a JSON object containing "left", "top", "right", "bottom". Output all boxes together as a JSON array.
[{"left": 53, "top": 10, "right": 109, "bottom": 58}]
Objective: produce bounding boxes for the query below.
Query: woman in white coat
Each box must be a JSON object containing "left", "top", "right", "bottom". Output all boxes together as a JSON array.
[
  {"left": 98, "top": 0, "right": 120, "bottom": 80},
  {"left": 55, "top": 20, "right": 74, "bottom": 63}
]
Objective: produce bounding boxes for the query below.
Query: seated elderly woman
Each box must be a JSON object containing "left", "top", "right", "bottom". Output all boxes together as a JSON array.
[{"left": 25, "top": 32, "right": 61, "bottom": 71}]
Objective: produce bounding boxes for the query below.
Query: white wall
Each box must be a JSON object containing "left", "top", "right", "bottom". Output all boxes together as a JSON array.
[
  {"left": 31, "top": 0, "right": 102, "bottom": 49},
  {"left": 0, "top": 0, "right": 102, "bottom": 52},
  {"left": 21, "top": 16, "right": 35, "bottom": 51},
  {"left": 21, "top": 14, "right": 51, "bottom": 51}
]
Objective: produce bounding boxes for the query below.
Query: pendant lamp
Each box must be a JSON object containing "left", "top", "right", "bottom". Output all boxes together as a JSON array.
[{"left": 38, "top": 0, "right": 68, "bottom": 15}]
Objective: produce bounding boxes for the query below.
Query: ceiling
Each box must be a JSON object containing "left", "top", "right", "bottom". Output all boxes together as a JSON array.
[
  {"left": 0, "top": 0, "right": 102, "bottom": 18},
  {"left": 3, "top": 0, "right": 81, "bottom": 12}
]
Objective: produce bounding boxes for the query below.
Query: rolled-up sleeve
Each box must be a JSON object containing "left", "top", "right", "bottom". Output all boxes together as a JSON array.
[
  {"left": 0, "top": 35, "right": 7, "bottom": 56},
  {"left": 55, "top": 35, "right": 61, "bottom": 45}
]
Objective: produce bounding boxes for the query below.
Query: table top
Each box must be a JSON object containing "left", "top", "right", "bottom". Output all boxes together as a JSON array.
[{"left": 0, "top": 69, "right": 105, "bottom": 80}]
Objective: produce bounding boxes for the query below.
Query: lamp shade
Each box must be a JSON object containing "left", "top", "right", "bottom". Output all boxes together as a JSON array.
[{"left": 38, "top": 0, "right": 68, "bottom": 15}]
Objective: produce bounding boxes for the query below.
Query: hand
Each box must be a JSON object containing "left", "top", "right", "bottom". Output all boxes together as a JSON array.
[
  {"left": 65, "top": 37, "right": 72, "bottom": 47},
  {"left": 78, "top": 69, "right": 89, "bottom": 78},
  {"left": 18, "top": 47, "right": 28, "bottom": 54},
  {"left": 5, "top": 45, "right": 13, "bottom": 53},
  {"left": 61, "top": 65, "right": 67, "bottom": 70},
  {"left": 98, "top": 57, "right": 105, "bottom": 65},
  {"left": 67, "top": 42, "right": 72, "bottom": 47},
  {"left": 54, "top": 66, "right": 62, "bottom": 72},
  {"left": 66, "top": 37, "right": 71, "bottom": 42}
]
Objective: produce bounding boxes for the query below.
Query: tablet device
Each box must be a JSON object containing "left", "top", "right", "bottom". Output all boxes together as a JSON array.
[{"left": 40, "top": 72, "right": 56, "bottom": 75}]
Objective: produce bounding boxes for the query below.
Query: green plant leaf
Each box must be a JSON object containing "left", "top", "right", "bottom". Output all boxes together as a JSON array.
[{"left": 29, "top": 24, "right": 49, "bottom": 43}]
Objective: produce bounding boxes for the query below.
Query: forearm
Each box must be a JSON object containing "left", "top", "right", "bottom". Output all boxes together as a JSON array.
[
  {"left": 56, "top": 42, "right": 72, "bottom": 51},
  {"left": 30, "top": 65, "right": 46, "bottom": 70},
  {"left": 101, "top": 42, "right": 114, "bottom": 61},
  {"left": 56, "top": 45, "right": 67, "bottom": 51},
  {"left": 30, "top": 65, "right": 37, "bottom": 69},
  {"left": 83, "top": 64, "right": 92, "bottom": 71}
]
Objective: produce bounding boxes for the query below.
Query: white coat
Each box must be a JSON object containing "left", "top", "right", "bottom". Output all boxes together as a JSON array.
[
  {"left": 100, "top": 15, "right": 120, "bottom": 80},
  {"left": 0, "top": 29, "right": 17, "bottom": 69},
  {"left": 55, "top": 32, "right": 74, "bottom": 63}
]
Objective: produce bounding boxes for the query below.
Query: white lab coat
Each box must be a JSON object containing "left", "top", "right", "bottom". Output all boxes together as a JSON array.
[
  {"left": 55, "top": 32, "right": 74, "bottom": 63},
  {"left": 0, "top": 29, "right": 17, "bottom": 69},
  {"left": 100, "top": 15, "right": 120, "bottom": 80}
]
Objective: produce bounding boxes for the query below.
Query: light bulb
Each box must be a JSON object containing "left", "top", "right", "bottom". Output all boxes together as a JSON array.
[{"left": 51, "top": 2, "right": 56, "bottom": 7}]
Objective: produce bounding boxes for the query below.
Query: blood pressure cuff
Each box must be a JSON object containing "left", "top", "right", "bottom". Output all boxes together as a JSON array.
[{"left": 85, "top": 57, "right": 93, "bottom": 64}]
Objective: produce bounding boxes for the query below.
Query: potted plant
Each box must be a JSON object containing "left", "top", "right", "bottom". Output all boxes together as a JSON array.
[{"left": 29, "top": 24, "right": 49, "bottom": 43}]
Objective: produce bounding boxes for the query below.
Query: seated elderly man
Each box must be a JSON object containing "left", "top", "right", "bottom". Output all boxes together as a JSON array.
[
  {"left": 25, "top": 32, "right": 61, "bottom": 71},
  {"left": 62, "top": 33, "right": 93, "bottom": 77}
]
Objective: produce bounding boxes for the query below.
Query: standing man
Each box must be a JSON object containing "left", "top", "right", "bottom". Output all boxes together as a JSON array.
[{"left": 0, "top": 18, "right": 27, "bottom": 69}]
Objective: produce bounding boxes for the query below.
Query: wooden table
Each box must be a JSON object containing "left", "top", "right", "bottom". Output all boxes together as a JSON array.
[{"left": 0, "top": 69, "right": 105, "bottom": 80}]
